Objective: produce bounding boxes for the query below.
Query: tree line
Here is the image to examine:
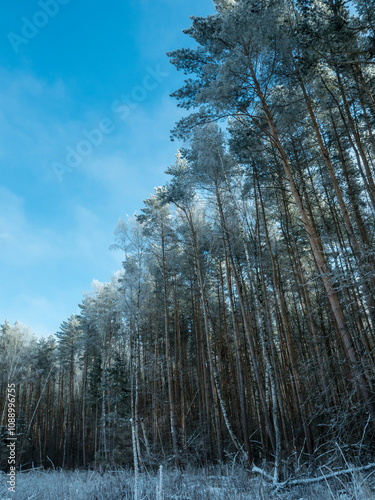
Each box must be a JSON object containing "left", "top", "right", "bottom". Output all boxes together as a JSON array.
[{"left": 1, "top": 0, "right": 375, "bottom": 477}]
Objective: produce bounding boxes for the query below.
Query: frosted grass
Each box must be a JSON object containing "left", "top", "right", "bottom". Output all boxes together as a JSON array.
[{"left": 1, "top": 464, "right": 374, "bottom": 499}]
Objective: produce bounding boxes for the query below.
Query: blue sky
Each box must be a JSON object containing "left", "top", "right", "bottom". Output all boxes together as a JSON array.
[{"left": 0, "top": 0, "right": 214, "bottom": 337}]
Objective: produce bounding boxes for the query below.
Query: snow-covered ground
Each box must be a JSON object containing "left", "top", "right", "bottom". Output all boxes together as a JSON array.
[{"left": 1, "top": 465, "right": 374, "bottom": 499}]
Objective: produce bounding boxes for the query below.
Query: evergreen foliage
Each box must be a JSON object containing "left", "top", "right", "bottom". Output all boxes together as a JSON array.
[{"left": 2, "top": 0, "right": 375, "bottom": 479}]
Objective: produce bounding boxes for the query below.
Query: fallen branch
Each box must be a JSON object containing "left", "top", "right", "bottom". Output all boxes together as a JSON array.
[
  {"left": 251, "top": 464, "right": 275, "bottom": 483},
  {"left": 249, "top": 462, "right": 375, "bottom": 489},
  {"left": 18, "top": 466, "right": 43, "bottom": 473}
]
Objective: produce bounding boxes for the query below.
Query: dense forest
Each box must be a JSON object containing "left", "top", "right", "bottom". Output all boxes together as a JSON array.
[{"left": 2, "top": 0, "right": 375, "bottom": 481}]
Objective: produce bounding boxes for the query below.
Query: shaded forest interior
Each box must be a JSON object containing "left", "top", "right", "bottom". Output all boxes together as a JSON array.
[{"left": 2, "top": 0, "right": 375, "bottom": 480}]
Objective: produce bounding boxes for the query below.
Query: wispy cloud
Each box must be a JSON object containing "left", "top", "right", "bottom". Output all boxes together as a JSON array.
[
  {"left": 0, "top": 0, "right": 214, "bottom": 339},
  {"left": 0, "top": 185, "right": 123, "bottom": 336}
]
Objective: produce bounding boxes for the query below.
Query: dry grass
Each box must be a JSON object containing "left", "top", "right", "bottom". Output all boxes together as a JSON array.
[{"left": 1, "top": 464, "right": 374, "bottom": 499}]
